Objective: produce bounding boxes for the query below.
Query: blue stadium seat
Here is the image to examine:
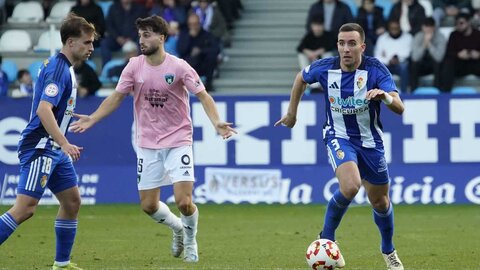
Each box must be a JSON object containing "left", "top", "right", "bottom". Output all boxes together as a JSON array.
[
  {"left": 451, "top": 86, "right": 477, "bottom": 95},
  {"left": 413, "top": 86, "right": 440, "bottom": 95},
  {"left": 376, "top": 0, "right": 393, "bottom": 19},
  {"left": 86, "top": 60, "right": 97, "bottom": 72},
  {"left": 341, "top": 0, "right": 358, "bottom": 17},
  {"left": 28, "top": 60, "right": 44, "bottom": 83},
  {"left": 98, "top": 1, "right": 113, "bottom": 17},
  {"left": 1, "top": 60, "right": 18, "bottom": 82},
  {"left": 99, "top": 59, "right": 125, "bottom": 84}
]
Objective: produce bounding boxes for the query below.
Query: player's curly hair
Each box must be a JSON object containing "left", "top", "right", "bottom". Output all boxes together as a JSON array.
[{"left": 135, "top": 16, "right": 169, "bottom": 38}]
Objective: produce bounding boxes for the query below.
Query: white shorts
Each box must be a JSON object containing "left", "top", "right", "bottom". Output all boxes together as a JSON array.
[{"left": 136, "top": 145, "right": 195, "bottom": 190}]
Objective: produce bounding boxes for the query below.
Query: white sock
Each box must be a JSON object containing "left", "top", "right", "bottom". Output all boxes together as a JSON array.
[
  {"left": 54, "top": 260, "right": 69, "bottom": 266},
  {"left": 149, "top": 201, "right": 182, "bottom": 232},
  {"left": 181, "top": 207, "right": 199, "bottom": 241}
]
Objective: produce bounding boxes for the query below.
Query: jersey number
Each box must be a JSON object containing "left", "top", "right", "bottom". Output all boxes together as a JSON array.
[
  {"left": 40, "top": 156, "right": 53, "bottom": 174},
  {"left": 137, "top": 158, "right": 143, "bottom": 173},
  {"left": 331, "top": 139, "right": 340, "bottom": 151}
]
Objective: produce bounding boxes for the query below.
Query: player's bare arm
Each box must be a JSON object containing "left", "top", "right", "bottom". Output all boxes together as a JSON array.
[
  {"left": 275, "top": 71, "right": 307, "bottom": 128},
  {"left": 37, "top": 100, "right": 83, "bottom": 161},
  {"left": 366, "top": 89, "right": 404, "bottom": 115},
  {"left": 195, "top": 90, "right": 237, "bottom": 139},
  {"left": 70, "top": 91, "right": 128, "bottom": 133}
]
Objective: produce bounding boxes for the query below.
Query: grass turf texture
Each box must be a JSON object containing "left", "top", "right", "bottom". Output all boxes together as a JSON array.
[{"left": 0, "top": 204, "right": 478, "bottom": 269}]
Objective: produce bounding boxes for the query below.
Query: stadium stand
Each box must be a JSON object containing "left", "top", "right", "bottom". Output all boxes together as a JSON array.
[
  {"left": 413, "top": 86, "right": 441, "bottom": 95},
  {"left": 99, "top": 59, "right": 125, "bottom": 84},
  {"left": 1, "top": 59, "right": 18, "bottom": 82},
  {"left": 0, "top": 30, "right": 32, "bottom": 52},
  {"left": 45, "top": 1, "right": 76, "bottom": 24},
  {"left": 7, "top": 1, "right": 44, "bottom": 24},
  {"left": 28, "top": 60, "right": 43, "bottom": 83},
  {"left": 34, "top": 30, "right": 63, "bottom": 52}
]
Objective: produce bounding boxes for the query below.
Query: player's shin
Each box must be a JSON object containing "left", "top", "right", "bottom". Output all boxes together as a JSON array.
[
  {"left": 0, "top": 213, "right": 18, "bottom": 244},
  {"left": 150, "top": 201, "right": 183, "bottom": 231},
  {"left": 373, "top": 201, "right": 395, "bottom": 254},
  {"left": 321, "top": 190, "right": 352, "bottom": 241},
  {"left": 54, "top": 219, "right": 78, "bottom": 265}
]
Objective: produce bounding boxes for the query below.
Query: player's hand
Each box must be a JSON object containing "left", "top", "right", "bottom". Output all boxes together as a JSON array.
[
  {"left": 61, "top": 143, "right": 83, "bottom": 162},
  {"left": 215, "top": 121, "right": 237, "bottom": 139},
  {"left": 69, "top": 113, "right": 95, "bottom": 133},
  {"left": 274, "top": 113, "right": 296, "bottom": 128},
  {"left": 366, "top": 88, "right": 388, "bottom": 101}
]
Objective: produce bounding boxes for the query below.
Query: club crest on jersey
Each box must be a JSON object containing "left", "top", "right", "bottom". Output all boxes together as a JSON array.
[
  {"left": 336, "top": 149, "right": 345, "bottom": 160},
  {"left": 164, "top": 74, "right": 175, "bottom": 85},
  {"left": 356, "top": 76, "right": 365, "bottom": 89},
  {"left": 40, "top": 175, "right": 48, "bottom": 188},
  {"left": 45, "top": 83, "right": 59, "bottom": 97}
]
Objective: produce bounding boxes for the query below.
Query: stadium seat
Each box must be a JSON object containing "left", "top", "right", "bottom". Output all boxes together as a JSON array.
[
  {"left": 0, "top": 30, "right": 32, "bottom": 52},
  {"left": 29, "top": 60, "right": 44, "bottom": 83},
  {"left": 86, "top": 60, "right": 97, "bottom": 72},
  {"left": 375, "top": 0, "right": 393, "bottom": 19},
  {"left": 342, "top": 0, "right": 358, "bottom": 17},
  {"left": 439, "top": 27, "right": 454, "bottom": 39},
  {"left": 99, "top": 59, "right": 125, "bottom": 83},
  {"left": 46, "top": 1, "right": 76, "bottom": 23},
  {"left": 7, "top": 1, "right": 44, "bottom": 24},
  {"left": 451, "top": 86, "right": 477, "bottom": 95},
  {"left": 1, "top": 60, "right": 18, "bottom": 82},
  {"left": 34, "top": 30, "right": 63, "bottom": 52},
  {"left": 413, "top": 86, "right": 441, "bottom": 95},
  {"left": 98, "top": 1, "right": 113, "bottom": 17}
]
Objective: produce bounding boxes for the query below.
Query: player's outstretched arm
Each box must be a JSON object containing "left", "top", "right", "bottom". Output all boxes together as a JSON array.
[
  {"left": 70, "top": 91, "right": 128, "bottom": 133},
  {"left": 274, "top": 71, "right": 307, "bottom": 128},
  {"left": 195, "top": 90, "right": 237, "bottom": 139},
  {"left": 366, "top": 89, "right": 404, "bottom": 115},
  {"left": 37, "top": 101, "right": 83, "bottom": 161}
]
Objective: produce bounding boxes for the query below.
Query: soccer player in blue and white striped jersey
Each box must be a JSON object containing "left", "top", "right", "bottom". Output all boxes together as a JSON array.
[
  {"left": 276, "top": 23, "right": 405, "bottom": 270},
  {"left": 0, "top": 14, "right": 96, "bottom": 270}
]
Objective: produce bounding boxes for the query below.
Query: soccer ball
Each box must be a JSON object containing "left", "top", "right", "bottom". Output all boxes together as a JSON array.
[{"left": 305, "top": 239, "right": 342, "bottom": 269}]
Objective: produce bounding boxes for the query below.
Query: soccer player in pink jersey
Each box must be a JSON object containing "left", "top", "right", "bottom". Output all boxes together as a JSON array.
[{"left": 70, "top": 15, "right": 236, "bottom": 263}]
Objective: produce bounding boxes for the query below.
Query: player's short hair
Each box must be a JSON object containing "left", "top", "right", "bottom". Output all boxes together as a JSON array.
[
  {"left": 423, "top": 17, "right": 436, "bottom": 27},
  {"left": 60, "top": 12, "right": 97, "bottom": 44},
  {"left": 339, "top": 23, "right": 365, "bottom": 43},
  {"left": 135, "top": 16, "right": 169, "bottom": 37}
]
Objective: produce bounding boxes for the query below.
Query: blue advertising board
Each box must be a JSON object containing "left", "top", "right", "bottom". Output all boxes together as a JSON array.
[{"left": 1, "top": 94, "right": 479, "bottom": 205}]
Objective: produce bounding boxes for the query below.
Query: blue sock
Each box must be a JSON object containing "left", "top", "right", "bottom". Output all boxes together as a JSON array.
[
  {"left": 0, "top": 213, "right": 18, "bottom": 245},
  {"left": 373, "top": 202, "right": 395, "bottom": 254},
  {"left": 54, "top": 219, "right": 78, "bottom": 263},
  {"left": 321, "top": 190, "right": 352, "bottom": 241}
]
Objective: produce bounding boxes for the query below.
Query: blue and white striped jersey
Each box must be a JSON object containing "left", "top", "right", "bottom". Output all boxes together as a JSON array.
[
  {"left": 303, "top": 56, "right": 397, "bottom": 148},
  {"left": 18, "top": 53, "right": 77, "bottom": 153}
]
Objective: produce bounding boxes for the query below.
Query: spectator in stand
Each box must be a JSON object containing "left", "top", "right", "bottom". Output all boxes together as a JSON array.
[
  {"left": 71, "top": 0, "right": 106, "bottom": 47},
  {"left": 100, "top": 0, "right": 147, "bottom": 66},
  {"left": 356, "top": 0, "right": 386, "bottom": 56},
  {"left": 473, "top": 0, "right": 480, "bottom": 29},
  {"left": 216, "top": 0, "right": 243, "bottom": 30},
  {"left": 432, "top": 0, "right": 473, "bottom": 27},
  {"left": 177, "top": 13, "right": 220, "bottom": 91},
  {"left": 107, "top": 40, "right": 139, "bottom": 79},
  {"left": 389, "top": 0, "right": 426, "bottom": 35},
  {"left": 410, "top": 17, "right": 446, "bottom": 91},
  {"left": 297, "top": 17, "right": 336, "bottom": 69},
  {"left": 75, "top": 61, "right": 102, "bottom": 97},
  {"left": 193, "top": 0, "right": 231, "bottom": 47},
  {"left": 0, "top": 56, "right": 9, "bottom": 97},
  {"left": 165, "top": 21, "right": 180, "bottom": 56},
  {"left": 17, "top": 69, "right": 34, "bottom": 96},
  {"left": 375, "top": 20, "right": 413, "bottom": 93},
  {"left": 150, "top": 0, "right": 187, "bottom": 29},
  {"left": 440, "top": 12, "right": 480, "bottom": 92},
  {"left": 306, "top": 0, "right": 354, "bottom": 37},
  {"left": 42, "top": 0, "right": 55, "bottom": 19}
]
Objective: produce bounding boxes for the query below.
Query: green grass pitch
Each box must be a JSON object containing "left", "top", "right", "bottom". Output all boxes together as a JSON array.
[{"left": 0, "top": 204, "right": 479, "bottom": 269}]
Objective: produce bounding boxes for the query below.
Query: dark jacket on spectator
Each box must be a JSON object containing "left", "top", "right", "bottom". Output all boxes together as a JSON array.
[
  {"left": 177, "top": 29, "right": 220, "bottom": 61},
  {"left": 306, "top": 0, "right": 354, "bottom": 37},
  {"left": 105, "top": 2, "right": 147, "bottom": 41},
  {"left": 356, "top": 5, "right": 385, "bottom": 44},
  {"left": 75, "top": 62, "right": 102, "bottom": 96},
  {"left": 388, "top": 0, "right": 426, "bottom": 35},
  {"left": 71, "top": 0, "right": 106, "bottom": 39}
]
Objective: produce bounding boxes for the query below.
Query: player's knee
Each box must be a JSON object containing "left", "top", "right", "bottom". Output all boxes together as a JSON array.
[
  {"left": 342, "top": 183, "right": 361, "bottom": 199},
  {"left": 140, "top": 202, "right": 158, "bottom": 215},
  {"left": 63, "top": 196, "right": 81, "bottom": 213},
  {"left": 175, "top": 198, "right": 193, "bottom": 214},
  {"left": 370, "top": 197, "right": 389, "bottom": 211}
]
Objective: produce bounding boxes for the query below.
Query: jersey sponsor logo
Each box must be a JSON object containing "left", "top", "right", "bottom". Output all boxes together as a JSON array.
[
  {"left": 328, "top": 81, "right": 339, "bottom": 89},
  {"left": 330, "top": 105, "right": 369, "bottom": 115},
  {"left": 328, "top": 96, "right": 369, "bottom": 107},
  {"left": 144, "top": 89, "right": 168, "bottom": 108},
  {"left": 164, "top": 74, "right": 175, "bottom": 85},
  {"left": 44, "top": 83, "right": 59, "bottom": 97}
]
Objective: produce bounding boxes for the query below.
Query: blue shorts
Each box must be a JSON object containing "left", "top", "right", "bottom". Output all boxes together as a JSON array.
[
  {"left": 325, "top": 137, "right": 389, "bottom": 185},
  {"left": 17, "top": 149, "right": 78, "bottom": 199}
]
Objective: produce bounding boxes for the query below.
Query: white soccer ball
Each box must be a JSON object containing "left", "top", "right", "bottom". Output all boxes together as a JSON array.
[{"left": 305, "top": 239, "right": 342, "bottom": 269}]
